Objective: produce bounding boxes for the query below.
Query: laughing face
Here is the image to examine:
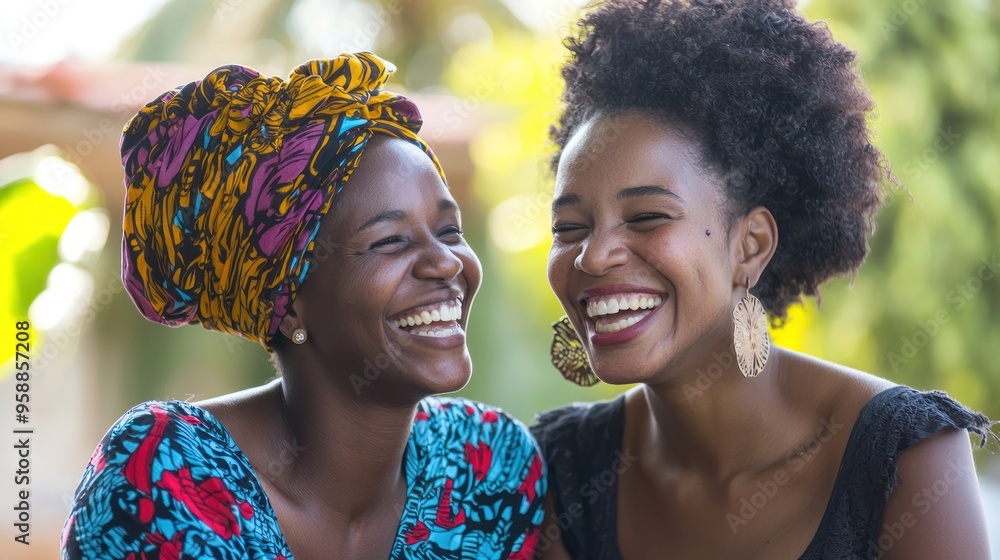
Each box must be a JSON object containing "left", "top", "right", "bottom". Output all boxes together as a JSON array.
[
  {"left": 279, "top": 136, "right": 482, "bottom": 401},
  {"left": 548, "top": 111, "right": 748, "bottom": 385}
]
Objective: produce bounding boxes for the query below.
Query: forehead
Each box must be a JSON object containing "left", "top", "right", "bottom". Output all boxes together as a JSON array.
[
  {"left": 555, "top": 111, "right": 714, "bottom": 201},
  {"left": 351, "top": 135, "right": 444, "bottom": 193},
  {"left": 327, "top": 137, "right": 453, "bottom": 229}
]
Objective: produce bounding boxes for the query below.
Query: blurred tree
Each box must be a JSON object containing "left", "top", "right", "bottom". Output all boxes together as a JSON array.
[
  {"left": 781, "top": 0, "right": 1000, "bottom": 423},
  {"left": 116, "top": 0, "right": 524, "bottom": 88},
  {"left": 0, "top": 148, "right": 107, "bottom": 377}
]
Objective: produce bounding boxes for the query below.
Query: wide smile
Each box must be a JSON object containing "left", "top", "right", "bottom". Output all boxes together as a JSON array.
[
  {"left": 388, "top": 298, "right": 466, "bottom": 348},
  {"left": 579, "top": 286, "right": 666, "bottom": 346}
]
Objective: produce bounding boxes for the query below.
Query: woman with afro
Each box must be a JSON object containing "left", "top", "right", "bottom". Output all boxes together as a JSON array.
[{"left": 531, "top": 0, "right": 995, "bottom": 558}]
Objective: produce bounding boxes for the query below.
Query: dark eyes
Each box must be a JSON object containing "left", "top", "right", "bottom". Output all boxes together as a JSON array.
[
  {"left": 628, "top": 213, "right": 668, "bottom": 223},
  {"left": 551, "top": 214, "right": 670, "bottom": 237},
  {"left": 368, "top": 226, "right": 463, "bottom": 251},
  {"left": 552, "top": 224, "right": 585, "bottom": 234},
  {"left": 369, "top": 236, "right": 406, "bottom": 250},
  {"left": 440, "top": 225, "right": 463, "bottom": 237}
]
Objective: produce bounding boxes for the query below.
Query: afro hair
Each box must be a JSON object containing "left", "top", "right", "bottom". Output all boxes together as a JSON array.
[{"left": 551, "top": 0, "right": 894, "bottom": 319}]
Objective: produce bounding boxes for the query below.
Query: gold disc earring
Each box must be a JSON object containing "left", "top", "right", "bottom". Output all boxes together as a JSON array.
[
  {"left": 732, "top": 279, "right": 769, "bottom": 377},
  {"left": 291, "top": 328, "right": 307, "bottom": 345},
  {"left": 550, "top": 317, "right": 600, "bottom": 386}
]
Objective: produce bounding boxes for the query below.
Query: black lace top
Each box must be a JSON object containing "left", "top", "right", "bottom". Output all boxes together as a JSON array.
[{"left": 530, "top": 385, "right": 995, "bottom": 559}]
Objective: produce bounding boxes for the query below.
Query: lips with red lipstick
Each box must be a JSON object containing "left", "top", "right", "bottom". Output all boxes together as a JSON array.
[{"left": 579, "top": 285, "right": 665, "bottom": 346}]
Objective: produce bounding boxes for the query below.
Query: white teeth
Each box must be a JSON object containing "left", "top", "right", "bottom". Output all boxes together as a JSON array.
[
  {"left": 595, "top": 309, "right": 652, "bottom": 333},
  {"left": 412, "top": 326, "right": 462, "bottom": 338},
  {"left": 396, "top": 302, "right": 463, "bottom": 330},
  {"left": 586, "top": 293, "right": 664, "bottom": 317}
]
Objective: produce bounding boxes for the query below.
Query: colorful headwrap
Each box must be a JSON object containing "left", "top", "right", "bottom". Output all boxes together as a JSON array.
[{"left": 120, "top": 52, "right": 443, "bottom": 351}]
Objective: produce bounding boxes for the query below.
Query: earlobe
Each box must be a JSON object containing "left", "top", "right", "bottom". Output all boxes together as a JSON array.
[{"left": 277, "top": 298, "right": 306, "bottom": 341}]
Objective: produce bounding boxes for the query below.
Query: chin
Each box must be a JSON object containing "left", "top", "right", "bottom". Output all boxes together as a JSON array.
[
  {"left": 587, "top": 347, "right": 682, "bottom": 386},
  {"left": 406, "top": 346, "right": 474, "bottom": 395},
  {"left": 420, "top": 362, "right": 472, "bottom": 395},
  {"left": 589, "top": 364, "right": 661, "bottom": 386}
]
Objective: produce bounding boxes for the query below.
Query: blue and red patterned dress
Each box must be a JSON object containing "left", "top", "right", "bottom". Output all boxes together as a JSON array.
[{"left": 61, "top": 397, "right": 546, "bottom": 559}]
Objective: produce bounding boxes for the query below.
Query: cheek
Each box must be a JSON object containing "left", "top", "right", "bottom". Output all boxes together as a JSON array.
[
  {"left": 547, "top": 245, "right": 576, "bottom": 294},
  {"left": 457, "top": 246, "right": 482, "bottom": 294},
  {"left": 637, "top": 226, "right": 726, "bottom": 289},
  {"left": 332, "top": 258, "right": 407, "bottom": 318}
]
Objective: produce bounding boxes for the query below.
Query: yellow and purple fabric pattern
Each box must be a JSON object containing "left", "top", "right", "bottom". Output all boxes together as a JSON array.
[{"left": 120, "top": 52, "right": 443, "bottom": 350}]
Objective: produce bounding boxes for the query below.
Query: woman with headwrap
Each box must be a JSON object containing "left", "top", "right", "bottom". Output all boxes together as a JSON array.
[{"left": 60, "top": 53, "right": 545, "bottom": 560}]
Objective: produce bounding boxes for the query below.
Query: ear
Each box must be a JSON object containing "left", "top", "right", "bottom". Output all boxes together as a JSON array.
[
  {"left": 731, "top": 206, "right": 778, "bottom": 290},
  {"left": 276, "top": 295, "right": 308, "bottom": 342}
]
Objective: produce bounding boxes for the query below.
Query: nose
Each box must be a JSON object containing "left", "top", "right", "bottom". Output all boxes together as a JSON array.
[
  {"left": 413, "top": 238, "right": 463, "bottom": 281},
  {"left": 574, "top": 228, "right": 629, "bottom": 276}
]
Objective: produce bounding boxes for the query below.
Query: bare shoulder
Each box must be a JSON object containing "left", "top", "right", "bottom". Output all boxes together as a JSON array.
[
  {"left": 776, "top": 346, "right": 897, "bottom": 420},
  {"left": 777, "top": 348, "right": 991, "bottom": 558},
  {"left": 191, "top": 379, "right": 285, "bottom": 462},
  {"left": 193, "top": 378, "right": 281, "bottom": 421}
]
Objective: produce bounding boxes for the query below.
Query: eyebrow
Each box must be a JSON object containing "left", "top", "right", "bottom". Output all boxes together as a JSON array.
[
  {"left": 356, "top": 210, "right": 407, "bottom": 233},
  {"left": 355, "top": 199, "right": 459, "bottom": 233},
  {"left": 552, "top": 193, "right": 582, "bottom": 210},
  {"left": 617, "top": 185, "right": 684, "bottom": 203}
]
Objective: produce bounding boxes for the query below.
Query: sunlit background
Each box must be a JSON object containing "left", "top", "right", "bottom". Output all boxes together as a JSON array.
[{"left": 1, "top": 0, "right": 998, "bottom": 556}]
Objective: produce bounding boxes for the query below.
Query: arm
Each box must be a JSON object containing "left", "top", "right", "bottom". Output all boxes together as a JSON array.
[
  {"left": 535, "top": 491, "right": 572, "bottom": 560},
  {"left": 878, "top": 428, "right": 991, "bottom": 560}
]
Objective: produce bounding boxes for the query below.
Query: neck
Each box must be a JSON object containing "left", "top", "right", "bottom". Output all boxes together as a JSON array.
[
  {"left": 634, "top": 343, "right": 795, "bottom": 481},
  {"left": 271, "top": 350, "right": 417, "bottom": 521}
]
